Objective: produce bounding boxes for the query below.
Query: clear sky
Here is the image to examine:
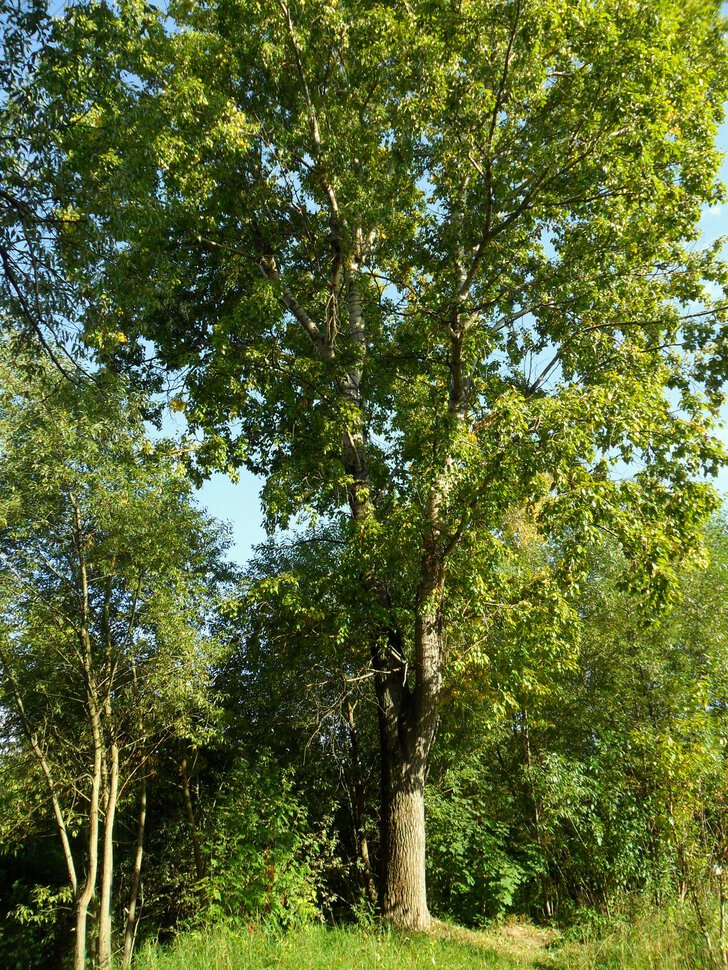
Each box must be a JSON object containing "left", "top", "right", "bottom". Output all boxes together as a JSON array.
[{"left": 193, "top": 122, "right": 728, "bottom": 565}]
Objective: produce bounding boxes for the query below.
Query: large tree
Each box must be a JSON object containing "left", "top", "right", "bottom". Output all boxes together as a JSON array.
[{"left": 22, "top": 0, "right": 728, "bottom": 928}]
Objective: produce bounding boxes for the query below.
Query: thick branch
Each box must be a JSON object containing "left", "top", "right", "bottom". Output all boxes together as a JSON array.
[{"left": 258, "top": 253, "right": 330, "bottom": 356}]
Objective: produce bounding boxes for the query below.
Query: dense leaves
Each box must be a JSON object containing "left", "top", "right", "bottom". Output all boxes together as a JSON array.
[
  {"left": 427, "top": 525, "right": 728, "bottom": 922},
  {"left": 29, "top": 0, "right": 727, "bottom": 589}
]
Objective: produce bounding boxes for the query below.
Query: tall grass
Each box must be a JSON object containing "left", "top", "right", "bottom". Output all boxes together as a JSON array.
[
  {"left": 131, "top": 899, "right": 719, "bottom": 970},
  {"left": 556, "top": 901, "right": 713, "bottom": 969},
  {"left": 132, "top": 923, "right": 533, "bottom": 970}
]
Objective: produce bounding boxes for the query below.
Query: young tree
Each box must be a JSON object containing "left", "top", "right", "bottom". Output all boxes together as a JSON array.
[
  {"left": 0, "top": 356, "right": 228, "bottom": 968},
  {"left": 27, "top": 0, "right": 728, "bottom": 927}
]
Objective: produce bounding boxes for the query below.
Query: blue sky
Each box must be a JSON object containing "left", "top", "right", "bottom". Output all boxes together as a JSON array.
[{"left": 193, "top": 123, "right": 728, "bottom": 565}]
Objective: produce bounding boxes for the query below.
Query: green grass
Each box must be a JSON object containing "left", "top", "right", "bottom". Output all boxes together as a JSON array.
[
  {"left": 556, "top": 904, "right": 713, "bottom": 969},
  {"left": 131, "top": 906, "right": 717, "bottom": 970},
  {"left": 132, "top": 923, "right": 539, "bottom": 970}
]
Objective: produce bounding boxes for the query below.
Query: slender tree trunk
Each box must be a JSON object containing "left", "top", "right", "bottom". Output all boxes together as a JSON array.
[
  {"left": 98, "top": 740, "right": 119, "bottom": 970},
  {"left": 72, "top": 492, "right": 103, "bottom": 970},
  {"left": 74, "top": 729, "right": 102, "bottom": 970},
  {"left": 122, "top": 777, "right": 147, "bottom": 967},
  {"left": 180, "top": 749, "right": 206, "bottom": 880},
  {"left": 97, "top": 574, "right": 118, "bottom": 970},
  {"left": 369, "top": 220, "right": 465, "bottom": 927},
  {"left": 124, "top": 582, "right": 147, "bottom": 967}
]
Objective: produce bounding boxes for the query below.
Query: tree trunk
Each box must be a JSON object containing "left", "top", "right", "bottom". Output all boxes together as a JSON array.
[
  {"left": 72, "top": 493, "right": 102, "bottom": 970},
  {"left": 74, "top": 894, "right": 92, "bottom": 970},
  {"left": 98, "top": 740, "right": 119, "bottom": 970},
  {"left": 74, "top": 733, "right": 102, "bottom": 970},
  {"left": 375, "top": 601, "right": 443, "bottom": 930},
  {"left": 381, "top": 750, "right": 430, "bottom": 928},
  {"left": 122, "top": 777, "right": 147, "bottom": 967}
]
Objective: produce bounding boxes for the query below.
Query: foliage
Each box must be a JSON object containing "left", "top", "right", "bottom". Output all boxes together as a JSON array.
[
  {"left": 222, "top": 531, "right": 381, "bottom": 908},
  {"left": 0, "top": 351, "right": 230, "bottom": 965},
  {"left": 30, "top": 4, "right": 728, "bottom": 919},
  {"left": 2, "top": 0, "right": 728, "bottom": 943},
  {"left": 429, "top": 521, "right": 728, "bottom": 921},
  {"left": 195, "top": 754, "right": 333, "bottom": 927},
  {"left": 0, "top": 354, "right": 227, "bottom": 776},
  {"left": 36, "top": 0, "right": 727, "bottom": 573},
  {"left": 0, "top": 843, "right": 70, "bottom": 970},
  {"left": 0, "top": 0, "right": 94, "bottom": 373},
  {"left": 427, "top": 770, "right": 530, "bottom": 925}
]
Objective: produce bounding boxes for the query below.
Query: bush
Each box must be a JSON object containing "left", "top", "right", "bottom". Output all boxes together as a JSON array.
[
  {"left": 195, "top": 754, "right": 335, "bottom": 927},
  {"left": 426, "top": 777, "right": 529, "bottom": 925}
]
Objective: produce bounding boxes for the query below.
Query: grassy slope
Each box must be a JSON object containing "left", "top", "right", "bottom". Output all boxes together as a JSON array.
[{"left": 132, "top": 908, "right": 712, "bottom": 970}]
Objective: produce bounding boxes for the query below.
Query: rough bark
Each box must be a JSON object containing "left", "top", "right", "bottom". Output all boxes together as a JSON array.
[
  {"left": 381, "top": 772, "right": 429, "bottom": 927},
  {"left": 375, "top": 600, "right": 443, "bottom": 930}
]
